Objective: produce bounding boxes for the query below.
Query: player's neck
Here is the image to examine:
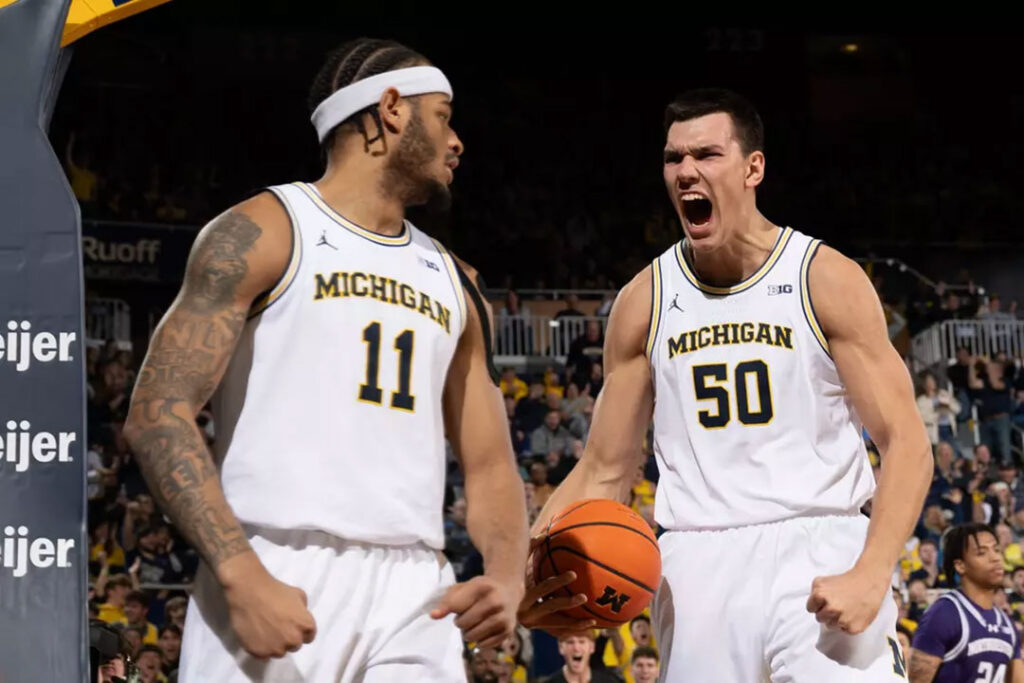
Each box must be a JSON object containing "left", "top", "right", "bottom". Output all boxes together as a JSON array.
[
  {"left": 314, "top": 160, "right": 406, "bottom": 237},
  {"left": 960, "top": 580, "right": 996, "bottom": 610},
  {"left": 687, "top": 213, "right": 779, "bottom": 287}
]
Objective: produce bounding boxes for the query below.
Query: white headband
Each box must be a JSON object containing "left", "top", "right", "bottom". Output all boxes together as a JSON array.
[{"left": 311, "top": 66, "right": 453, "bottom": 143}]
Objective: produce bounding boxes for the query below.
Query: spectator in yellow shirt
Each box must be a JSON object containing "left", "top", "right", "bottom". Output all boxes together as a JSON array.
[
  {"left": 996, "top": 523, "right": 1024, "bottom": 572},
  {"left": 123, "top": 591, "right": 159, "bottom": 645},
  {"left": 544, "top": 367, "right": 565, "bottom": 399},
  {"left": 90, "top": 519, "right": 126, "bottom": 572},
  {"left": 97, "top": 574, "right": 133, "bottom": 624},
  {"left": 500, "top": 368, "right": 529, "bottom": 402},
  {"left": 630, "top": 464, "right": 656, "bottom": 513},
  {"left": 604, "top": 614, "right": 657, "bottom": 683},
  {"left": 501, "top": 627, "right": 531, "bottom": 683}
]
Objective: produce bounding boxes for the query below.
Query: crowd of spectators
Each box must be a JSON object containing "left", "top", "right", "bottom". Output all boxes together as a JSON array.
[{"left": 82, "top": 268, "right": 1024, "bottom": 680}]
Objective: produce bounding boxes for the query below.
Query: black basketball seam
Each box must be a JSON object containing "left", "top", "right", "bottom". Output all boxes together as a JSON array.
[
  {"left": 544, "top": 528, "right": 576, "bottom": 602},
  {"left": 546, "top": 521, "right": 659, "bottom": 552},
  {"left": 548, "top": 546, "right": 658, "bottom": 594},
  {"left": 542, "top": 500, "right": 612, "bottom": 604},
  {"left": 553, "top": 499, "right": 600, "bottom": 524}
]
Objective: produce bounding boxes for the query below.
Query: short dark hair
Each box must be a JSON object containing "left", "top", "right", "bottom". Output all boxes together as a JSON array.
[
  {"left": 1012, "top": 566, "right": 1024, "bottom": 579},
  {"left": 122, "top": 625, "right": 146, "bottom": 638},
  {"left": 630, "top": 614, "right": 651, "bottom": 627},
  {"left": 125, "top": 590, "right": 150, "bottom": 608},
  {"left": 664, "top": 88, "right": 764, "bottom": 155},
  {"left": 136, "top": 644, "right": 163, "bottom": 659},
  {"left": 943, "top": 523, "right": 997, "bottom": 581},
  {"left": 919, "top": 538, "right": 938, "bottom": 550},
  {"left": 159, "top": 624, "right": 182, "bottom": 639},
  {"left": 632, "top": 646, "right": 659, "bottom": 663},
  {"left": 308, "top": 38, "right": 429, "bottom": 154}
]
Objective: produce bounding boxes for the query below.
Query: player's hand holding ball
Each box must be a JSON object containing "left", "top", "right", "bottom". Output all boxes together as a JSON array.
[
  {"left": 219, "top": 553, "right": 317, "bottom": 659},
  {"left": 430, "top": 574, "right": 524, "bottom": 648},
  {"left": 806, "top": 563, "right": 890, "bottom": 634},
  {"left": 517, "top": 536, "right": 594, "bottom": 636}
]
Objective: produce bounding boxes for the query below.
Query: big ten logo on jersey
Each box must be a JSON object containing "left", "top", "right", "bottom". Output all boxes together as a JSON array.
[
  {"left": 595, "top": 586, "right": 631, "bottom": 613},
  {"left": 417, "top": 255, "right": 441, "bottom": 273},
  {"left": 767, "top": 284, "right": 793, "bottom": 296},
  {"left": 0, "top": 320, "right": 76, "bottom": 372}
]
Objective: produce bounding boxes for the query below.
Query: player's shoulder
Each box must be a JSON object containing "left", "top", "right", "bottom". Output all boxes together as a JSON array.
[
  {"left": 920, "top": 592, "right": 963, "bottom": 624},
  {"left": 615, "top": 264, "right": 654, "bottom": 313},
  {"left": 229, "top": 191, "right": 292, "bottom": 237},
  {"left": 806, "top": 241, "right": 866, "bottom": 291},
  {"left": 604, "top": 264, "right": 654, "bottom": 357},
  {"left": 186, "top": 192, "right": 293, "bottom": 293},
  {"left": 804, "top": 240, "right": 880, "bottom": 336}
]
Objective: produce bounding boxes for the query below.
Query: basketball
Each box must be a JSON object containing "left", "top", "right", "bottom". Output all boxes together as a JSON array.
[{"left": 534, "top": 499, "right": 661, "bottom": 628}]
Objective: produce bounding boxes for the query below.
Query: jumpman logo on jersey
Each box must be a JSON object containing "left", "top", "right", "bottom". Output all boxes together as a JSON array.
[
  {"left": 668, "top": 294, "right": 684, "bottom": 314},
  {"left": 317, "top": 231, "right": 337, "bottom": 250}
]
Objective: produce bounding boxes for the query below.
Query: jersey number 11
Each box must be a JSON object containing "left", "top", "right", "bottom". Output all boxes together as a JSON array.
[{"left": 359, "top": 322, "right": 416, "bottom": 412}]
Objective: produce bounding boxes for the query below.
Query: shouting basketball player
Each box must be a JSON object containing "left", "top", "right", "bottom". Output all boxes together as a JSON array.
[
  {"left": 907, "top": 524, "right": 1024, "bottom": 682},
  {"left": 124, "top": 39, "right": 529, "bottom": 681},
  {"left": 527, "top": 89, "right": 933, "bottom": 680}
]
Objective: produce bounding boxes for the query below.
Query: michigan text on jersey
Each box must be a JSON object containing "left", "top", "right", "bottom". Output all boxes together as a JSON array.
[
  {"left": 313, "top": 272, "right": 452, "bottom": 334},
  {"left": 667, "top": 322, "right": 794, "bottom": 359}
]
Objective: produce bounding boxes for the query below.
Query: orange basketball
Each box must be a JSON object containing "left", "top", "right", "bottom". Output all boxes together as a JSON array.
[{"left": 534, "top": 498, "right": 661, "bottom": 628}]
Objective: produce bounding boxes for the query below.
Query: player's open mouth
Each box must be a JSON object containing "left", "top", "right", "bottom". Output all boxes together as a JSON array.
[
  {"left": 681, "top": 193, "right": 713, "bottom": 227},
  {"left": 571, "top": 655, "right": 584, "bottom": 665}
]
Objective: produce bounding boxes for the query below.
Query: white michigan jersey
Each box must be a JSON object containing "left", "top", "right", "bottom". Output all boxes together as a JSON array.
[
  {"left": 212, "top": 182, "right": 467, "bottom": 550},
  {"left": 646, "top": 226, "right": 875, "bottom": 531}
]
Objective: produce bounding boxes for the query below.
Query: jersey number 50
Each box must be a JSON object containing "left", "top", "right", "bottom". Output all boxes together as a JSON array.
[
  {"left": 359, "top": 322, "right": 416, "bottom": 412},
  {"left": 692, "top": 360, "right": 773, "bottom": 428}
]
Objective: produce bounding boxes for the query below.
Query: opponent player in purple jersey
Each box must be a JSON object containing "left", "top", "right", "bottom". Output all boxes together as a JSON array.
[{"left": 908, "top": 524, "right": 1024, "bottom": 682}]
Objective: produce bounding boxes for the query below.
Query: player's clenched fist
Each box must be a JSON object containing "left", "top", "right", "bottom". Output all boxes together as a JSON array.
[
  {"left": 431, "top": 575, "right": 524, "bottom": 649},
  {"left": 221, "top": 557, "right": 317, "bottom": 659},
  {"left": 805, "top": 565, "right": 889, "bottom": 635}
]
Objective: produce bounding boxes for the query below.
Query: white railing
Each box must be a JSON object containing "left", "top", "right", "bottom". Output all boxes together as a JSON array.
[
  {"left": 494, "top": 315, "right": 605, "bottom": 361},
  {"left": 911, "top": 319, "right": 1024, "bottom": 371},
  {"left": 85, "top": 297, "right": 131, "bottom": 345}
]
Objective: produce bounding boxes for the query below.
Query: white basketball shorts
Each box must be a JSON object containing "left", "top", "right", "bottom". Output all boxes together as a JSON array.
[
  {"left": 652, "top": 513, "right": 905, "bottom": 682},
  {"left": 178, "top": 527, "right": 464, "bottom": 682}
]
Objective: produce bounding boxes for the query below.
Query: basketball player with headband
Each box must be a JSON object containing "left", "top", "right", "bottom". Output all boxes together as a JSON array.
[{"left": 124, "top": 39, "right": 566, "bottom": 682}]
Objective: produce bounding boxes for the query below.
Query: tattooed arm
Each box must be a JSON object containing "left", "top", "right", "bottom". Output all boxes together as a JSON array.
[{"left": 123, "top": 193, "right": 316, "bottom": 658}]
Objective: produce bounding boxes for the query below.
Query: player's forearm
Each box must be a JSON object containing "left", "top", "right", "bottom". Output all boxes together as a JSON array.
[
  {"left": 123, "top": 403, "right": 251, "bottom": 578},
  {"left": 857, "top": 430, "right": 933, "bottom": 579},
  {"left": 907, "top": 649, "right": 940, "bottom": 683},
  {"left": 530, "top": 455, "right": 635, "bottom": 536},
  {"left": 464, "top": 457, "right": 529, "bottom": 583}
]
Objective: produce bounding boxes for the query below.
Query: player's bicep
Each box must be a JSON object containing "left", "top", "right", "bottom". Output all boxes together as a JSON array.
[
  {"left": 581, "top": 269, "right": 654, "bottom": 477},
  {"left": 907, "top": 649, "right": 942, "bottom": 683},
  {"left": 809, "top": 247, "right": 925, "bottom": 452},
  {"left": 130, "top": 196, "right": 289, "bottom": 411}
]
